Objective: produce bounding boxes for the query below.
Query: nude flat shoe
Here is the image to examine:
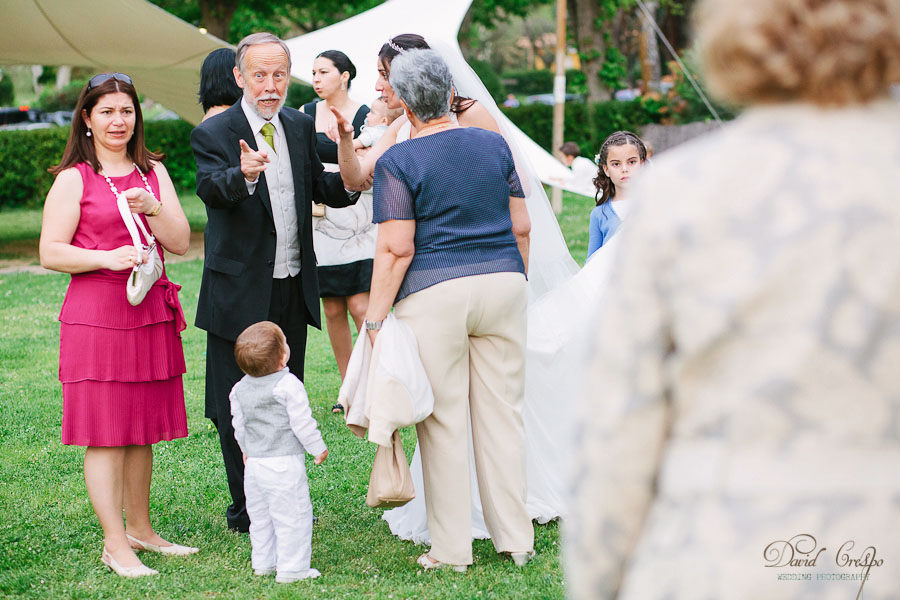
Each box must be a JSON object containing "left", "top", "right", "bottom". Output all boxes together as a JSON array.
[
  {"left": 127, "top": 533, "right": 199, "bottom": 556},
  {"left": 101, "top": 546, "right": 158, "bottom": 578},
  {"left": 417, "top": 553, "right": 467, "bottom": 573},
  {"left": 509, "top": 550, "right": 535, "bottom": 567}
]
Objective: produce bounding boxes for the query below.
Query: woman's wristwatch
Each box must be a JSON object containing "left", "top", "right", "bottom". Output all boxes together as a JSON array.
[{"left": 364, "top": 319, "right": 384, "bottom": 331}]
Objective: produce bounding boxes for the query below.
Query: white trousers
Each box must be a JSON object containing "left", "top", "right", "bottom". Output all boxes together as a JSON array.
[{"left": 244, "top": 454, "right": 316, "bottom": 578}]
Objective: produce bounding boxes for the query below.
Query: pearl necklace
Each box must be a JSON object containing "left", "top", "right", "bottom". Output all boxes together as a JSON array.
[{"left": 102, "top": 162, "right": 155, "bottom": 203}]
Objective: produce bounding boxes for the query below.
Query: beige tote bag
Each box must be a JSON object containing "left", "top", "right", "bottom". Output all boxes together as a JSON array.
[{"left": 366, "top": 430, "right": 415, "bottom": 508}]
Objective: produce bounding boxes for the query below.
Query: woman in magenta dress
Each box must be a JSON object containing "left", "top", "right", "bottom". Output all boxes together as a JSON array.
[{"left": 39, "top": 73, "right": 196, "bottom": 578}]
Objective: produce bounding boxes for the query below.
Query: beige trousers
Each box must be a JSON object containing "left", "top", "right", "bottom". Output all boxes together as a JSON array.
[{"left": 395, "top": 271, "right": 534, "bottom": 565}]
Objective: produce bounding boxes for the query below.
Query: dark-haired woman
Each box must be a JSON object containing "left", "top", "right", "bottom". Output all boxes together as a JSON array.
[
  {"left": 39, "top": 73, "right": 195, "bottom": 578},
  {"left": 301, "top": 50, "right": 373, "bottom": 395},
  {"left": 198, "top": 47, "right": 242, "bottom": 122},
  {"left": 334, "top": 34, "right": 502, "bottom": 188}
]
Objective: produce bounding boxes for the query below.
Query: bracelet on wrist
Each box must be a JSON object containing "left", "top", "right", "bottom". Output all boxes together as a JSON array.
[
  {"left": 364, "top": 319, "right": 384, "bottom": 331},
  {"left": 148, "top": 201, "right": 162, "bottom": 217}
]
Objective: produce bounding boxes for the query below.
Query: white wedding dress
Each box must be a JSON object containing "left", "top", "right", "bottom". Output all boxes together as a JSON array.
[{"left": 380, "top": 41, "right": 621, "bottom": 544}]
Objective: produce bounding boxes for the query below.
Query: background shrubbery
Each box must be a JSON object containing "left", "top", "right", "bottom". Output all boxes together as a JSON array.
[
  {"left": 35, "top": 80, "right": 87, "bottom": 112},
  {"left": 286, "top": 81, "right": 318, "bottom": 110},
  {"left": 0, "top": 119, "right": 195, "bottom": 209},
  {"left": 0, "top": 77, "right": 725, "bottom": 209},
  {"left": 0, "top": 99, "right": 662, "bottom": 209},
  {"left": 500, "top": 68, "right": 587, "bottom": 97},
  {"left": 501, "top": 98, "right": 662, "bottom": 158},
  {"left": 0, "top": 73, "right": 14, "bottom": 106}
]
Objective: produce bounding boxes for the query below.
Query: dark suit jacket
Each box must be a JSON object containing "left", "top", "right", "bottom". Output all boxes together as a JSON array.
[{"left": 190, "top": 102, "right": 356, "bottom": 341}]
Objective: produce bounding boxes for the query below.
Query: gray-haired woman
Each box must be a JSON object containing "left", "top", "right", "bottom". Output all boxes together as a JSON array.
[{"left": 364, "top": 49, "right": 534, "bottom": 572}]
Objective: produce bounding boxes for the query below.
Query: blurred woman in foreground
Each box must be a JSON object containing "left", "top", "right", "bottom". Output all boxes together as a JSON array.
[{"left": 567, "top": 0, "right": 900, "bottom": 598}]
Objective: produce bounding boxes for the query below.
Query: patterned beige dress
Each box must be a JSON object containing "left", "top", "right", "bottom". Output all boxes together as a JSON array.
[{"left": 567, "top": 100, "right": 900, "bottom": 600}]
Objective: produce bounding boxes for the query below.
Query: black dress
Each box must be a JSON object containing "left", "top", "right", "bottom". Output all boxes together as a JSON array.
[{"left": 302, "top": 101, "right": 374, "bottom": 297}]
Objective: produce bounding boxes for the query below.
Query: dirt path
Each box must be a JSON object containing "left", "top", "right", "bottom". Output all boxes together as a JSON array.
[{"left": 0, "top": 232, "right": 205, "bottom": 274}]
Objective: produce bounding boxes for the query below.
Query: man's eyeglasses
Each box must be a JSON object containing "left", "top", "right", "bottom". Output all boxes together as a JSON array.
[{"left": 88, "top": 72, "right": 133, "bottom": 90}]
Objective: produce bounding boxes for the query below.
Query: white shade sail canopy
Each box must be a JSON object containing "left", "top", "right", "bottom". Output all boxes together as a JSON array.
[
  {"left": 0, "top": 0, "right": 586, "bottom": 195},
  {"left": 284, "top": 0, "right": 585, "bottom": 195},
  {"left": 0, "top": 0, "right": 229, "bottom": 125}
]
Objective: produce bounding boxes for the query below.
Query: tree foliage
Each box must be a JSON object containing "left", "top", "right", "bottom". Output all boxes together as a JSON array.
[
  {"left": 0, "top": 71, "right": 14, "bottom": 106},
  {"left": 148, "top": 0, "right": 382, "bottom": 43},
  {"left": 468, "top": 0, "right": 553, "bottom": 29}
]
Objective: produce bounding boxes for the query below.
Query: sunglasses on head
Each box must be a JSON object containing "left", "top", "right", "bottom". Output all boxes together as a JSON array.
[{"left": 88, "top": 72, "right": 133, "bottom": 90}]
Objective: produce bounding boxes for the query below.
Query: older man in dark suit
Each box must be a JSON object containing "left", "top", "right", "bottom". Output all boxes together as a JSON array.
[{"left": 190, "top": 32, "right": 360, "bottom": 532}]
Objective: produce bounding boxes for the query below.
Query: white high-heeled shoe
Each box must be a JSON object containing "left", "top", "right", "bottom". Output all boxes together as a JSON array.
[
  {"left": 127, "top": 534, "right": 199, "bottom": 556},
  {"left": 101, "top": 546, "right": 158, "bottom": 578}
]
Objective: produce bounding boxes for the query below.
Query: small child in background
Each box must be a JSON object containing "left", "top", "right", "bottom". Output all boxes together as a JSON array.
[
  {"left": 587, "top": 131, "right": 647, "bottom": 260},
  {"left": 230, "top": 321, "right": 328, "bottom": 584},
  {"left": 354, "top": 97, "right": 404, "bottom": 150},
  {"left": 559, "top": 141, "right": 597, "bottom": 197}
]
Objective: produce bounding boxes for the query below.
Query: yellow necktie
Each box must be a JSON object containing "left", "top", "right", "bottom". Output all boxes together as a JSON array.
[{"left": 260, "top": 122, "right": 276, "bottom": 154}]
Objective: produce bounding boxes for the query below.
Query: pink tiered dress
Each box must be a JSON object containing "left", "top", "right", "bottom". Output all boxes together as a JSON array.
[{"left": 59, "top": 162, "right": 188, "bottom": 446}]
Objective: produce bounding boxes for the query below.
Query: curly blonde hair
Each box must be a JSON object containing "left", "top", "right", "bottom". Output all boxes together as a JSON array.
[{"left": 695, "top": 0, "right": 900, "bottom": 106}]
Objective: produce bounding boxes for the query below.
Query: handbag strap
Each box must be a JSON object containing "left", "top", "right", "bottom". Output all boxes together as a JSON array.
[
  {"left": 115, "top": 193, "right": 155, "bottom": 261},
  {"left": 104, "top": 164, "right": 157, "bottom": 264}
]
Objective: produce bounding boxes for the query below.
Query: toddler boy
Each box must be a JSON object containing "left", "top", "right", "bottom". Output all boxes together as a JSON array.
[{"left": 230, "top": 321, "right": 328, "bottom": 583}]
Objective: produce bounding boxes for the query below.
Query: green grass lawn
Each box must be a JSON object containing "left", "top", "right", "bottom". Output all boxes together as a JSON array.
[
  {"left": 0, "top": 190, "right": 593, "bottom": 599},
  {"left": 0, "top": 194, "right": 209, "bottom": 264}
]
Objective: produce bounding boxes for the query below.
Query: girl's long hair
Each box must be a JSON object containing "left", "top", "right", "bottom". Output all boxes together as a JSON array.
[{"left": 592, "top": 130, "right": 646, "bottom": 206}]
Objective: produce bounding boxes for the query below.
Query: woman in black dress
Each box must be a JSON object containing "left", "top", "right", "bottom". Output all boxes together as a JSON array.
[{"left": 301, "top": 50, "right": 372, "bottom": 408}]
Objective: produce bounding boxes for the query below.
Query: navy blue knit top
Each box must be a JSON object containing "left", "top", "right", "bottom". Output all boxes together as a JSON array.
[{"left": 373, "top": 127, "right": 526, "bottom": 303}]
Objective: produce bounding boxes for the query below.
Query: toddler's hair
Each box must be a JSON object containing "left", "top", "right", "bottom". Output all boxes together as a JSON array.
[
  {"left": 559, "top": 142, "right": 581, "bottom": 157},
  {"left": 234, "top": 321, "right": 287, "bottom": 377},
  {"left": 592, "top": 131, "right": 647, "bottom": 206}
]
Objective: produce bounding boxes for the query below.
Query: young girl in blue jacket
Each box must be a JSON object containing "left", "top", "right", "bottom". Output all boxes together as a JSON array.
[{"left": 587, "top": 131, "right": 647, "bottom": 259}]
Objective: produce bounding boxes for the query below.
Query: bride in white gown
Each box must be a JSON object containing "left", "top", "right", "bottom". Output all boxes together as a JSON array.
[{"left": 379, "top": 38, "right": 621, "bottom": 543}]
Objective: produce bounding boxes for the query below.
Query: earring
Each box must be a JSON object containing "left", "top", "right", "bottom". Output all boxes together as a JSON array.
[
  {"left": 86, "top": 129, "right": 92, "bottom": 137},
  {"left": 341, "top": 81, "right": 346, "bottom": 91}
]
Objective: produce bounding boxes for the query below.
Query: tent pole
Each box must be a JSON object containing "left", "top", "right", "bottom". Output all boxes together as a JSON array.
[{"left": 550, "top": 0, "right": 566, "bottom": 215}]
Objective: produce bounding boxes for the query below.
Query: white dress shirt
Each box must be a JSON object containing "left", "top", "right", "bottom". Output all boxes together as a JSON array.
[{"left": 241, "top": 98, "right": 301, "bottom": 279}]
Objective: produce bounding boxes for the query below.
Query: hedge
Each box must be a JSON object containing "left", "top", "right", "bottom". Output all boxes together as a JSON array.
[
  {"left": 0, "top": 119, "right": 195, "bottom": 209},
  {"left": 501, "top": 98, "right": 661, "bottom": 158},
  {"left": 0, "top": 73, "right": 14, "bottom": 106},
  {"left": 36, "top": 80, "right": 88, "bottom": 112},
  {"left": 2, "top": 99, "right": 663, "bottom": 209},
  {"left": 470, "top": 59, "right": 505, "bottom": 103},
  {"left": 501, "top": 69, "right": 586, "bottom": 96}
]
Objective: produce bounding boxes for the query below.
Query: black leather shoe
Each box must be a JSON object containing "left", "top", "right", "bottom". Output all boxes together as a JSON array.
[{"left": 227, "top": 519, "right": 250, "bottom": 534}]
